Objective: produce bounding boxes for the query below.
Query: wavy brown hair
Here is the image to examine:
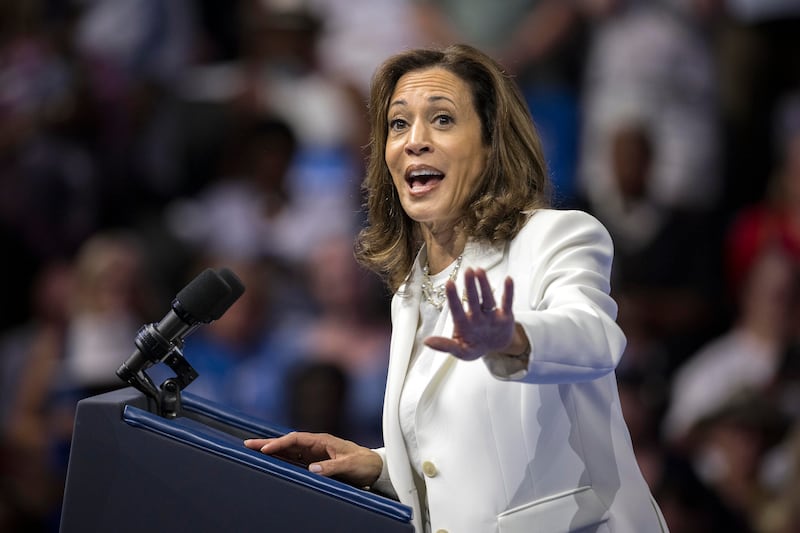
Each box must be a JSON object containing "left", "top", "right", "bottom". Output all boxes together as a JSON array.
[{"left": 355, "top": 44, "right": 550, "bottom": 292}]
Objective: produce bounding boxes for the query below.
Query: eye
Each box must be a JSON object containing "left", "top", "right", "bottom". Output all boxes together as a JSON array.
[
  {"left": 434, "top": 114, "right": 453, "bottom": 127},
  {"left": 389, "top": 118, "right": 408, "bottom": 131}
]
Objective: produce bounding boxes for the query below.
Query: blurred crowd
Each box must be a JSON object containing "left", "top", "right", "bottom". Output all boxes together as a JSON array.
[{"left": 1, "top": 0, "right": 799, "bottom": 531}]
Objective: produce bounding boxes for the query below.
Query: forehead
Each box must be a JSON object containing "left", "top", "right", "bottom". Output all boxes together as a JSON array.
[{"left": 389, "top": 67, "right": 472, "bottom": 108}]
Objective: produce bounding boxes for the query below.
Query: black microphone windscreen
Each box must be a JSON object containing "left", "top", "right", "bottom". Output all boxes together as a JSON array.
[
  {"left": 210, "top": 268, "right": 246, "bottom": 320},
  {"left": 175, "top": 268, "right": 233, "bottom": 323}
]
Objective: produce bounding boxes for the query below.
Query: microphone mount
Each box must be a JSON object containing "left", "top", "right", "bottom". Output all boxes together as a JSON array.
[{"left": 118, "top": 322, "right": 199, "bottom": 418}]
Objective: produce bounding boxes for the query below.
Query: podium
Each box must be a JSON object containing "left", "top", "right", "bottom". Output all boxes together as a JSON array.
[{"left": 60, "top": 387, "right": 413, "bottom": 532}]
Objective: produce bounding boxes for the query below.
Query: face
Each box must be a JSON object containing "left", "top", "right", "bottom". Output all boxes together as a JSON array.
[
  {"left": 385, "top": 67, "right": 488, "bottom": 230},
  {"left": 611, "top": 126, "right": 651, "bottom": 199}
]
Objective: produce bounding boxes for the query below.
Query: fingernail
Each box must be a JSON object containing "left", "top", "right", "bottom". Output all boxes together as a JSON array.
[{"left": 309, "top": 464, "right": 322, "bottom": 473}]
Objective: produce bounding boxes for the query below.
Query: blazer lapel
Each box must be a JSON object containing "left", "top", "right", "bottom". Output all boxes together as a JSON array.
[
  {"left": 461, "top": 238, "right": 506, "bottom": 276},
  {"left": 382, "top": 260, "right": 422, "bottom": 517},
  {"left": 385, "top": 271, "right": 421, "bottom": 412}
]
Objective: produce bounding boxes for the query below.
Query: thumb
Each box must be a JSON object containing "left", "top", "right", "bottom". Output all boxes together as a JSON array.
[{"left": 307, "top": 457, "right": 342, "bottom": 476}]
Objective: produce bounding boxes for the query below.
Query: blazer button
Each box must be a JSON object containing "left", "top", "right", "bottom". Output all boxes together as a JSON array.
[{"left": 422, "top": 461, "right": 438, "bottom": 478}]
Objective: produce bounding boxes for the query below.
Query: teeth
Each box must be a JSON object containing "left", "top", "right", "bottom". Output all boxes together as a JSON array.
[{"left": 408, "top": 169, "right": 443, "bottom": 178}]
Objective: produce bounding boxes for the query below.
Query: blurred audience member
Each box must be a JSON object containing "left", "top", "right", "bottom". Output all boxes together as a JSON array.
[
  {"left": 192, "top": 0, "right": 245, "bottom": 63},
  {"left": 716, "top": 2, "right": 800, "bottom": 211},
  {"left": 0, "top": 2, "right": 101, "bottom": 262},
  {"left": 686, "top": 392, "right": 788, "bottom": 532},
  {"left": 57, "top": 232, "right": 158, "bottom": 395},
  {"left": 174, "top": 9, "right": 361, "bottom": 263},
  {"left": 308, "top": 0, "right": 422, "bottom": 98},
  {"left": 655, "top": 454, "right": 754, "bottom": 533},
  {"left": 579, "top": 119, "right": 724, "bottom": 369},
  {"left": 73, "top": 0, "right": 196, "bottom": 90},
  {"left": 664, "top": 246, "right": 800, "bottom": 445},
  {"left": 286, "top": 360, "right": 350, "bottom": 437},
  {"left": 618, "top": 367, "right": 751, "bottom": 532},
  {"left": 726, "top": 92, "right": 800, "bottom": 296},
  {"left": 0, "top": 263, "right": 74, "bottom": 436},
  {"left": 165, "top": 116, "right": 326, "bottom": 263},
  {"left": 72, "top": 0, "right": 200, "bottom": 207},
  {"left": 579, "top": 0, "right": 721, "bottom": 212},
  {"left": 758, "top": 424, "right": 800, "bottom": 533},
  {"left": 755, "top": 327, "right": 800, "bottom": 532},
  {"left": 293, "top": 235, "right": 391, "bottom": 446},
  {"left": 179, "top": 0, "right": 363, "bottom": 210},
  {"left": 2, "top": 230, "right": 157, "bottom": 531},
  {"left": 0, "top": 261, "right": 74, "bottom": 533}
]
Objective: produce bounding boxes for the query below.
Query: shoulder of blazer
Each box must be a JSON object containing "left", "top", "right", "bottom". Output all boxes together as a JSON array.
[{"left": 512, "top": 209, "right": 613, "bottom": 249}]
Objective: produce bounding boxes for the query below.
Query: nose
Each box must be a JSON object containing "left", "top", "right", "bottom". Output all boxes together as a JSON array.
[{"left": 405, "top": 123, "right": 432, "bottom": 156}]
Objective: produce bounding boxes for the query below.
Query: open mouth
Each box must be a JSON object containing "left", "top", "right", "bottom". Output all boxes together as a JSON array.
[{"left": 405, "top": 166, "right": 445, "bottom": 193}]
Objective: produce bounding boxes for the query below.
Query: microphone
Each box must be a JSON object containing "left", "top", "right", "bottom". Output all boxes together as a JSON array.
[
  {"left": 211, "top": 267, "right": 246, "bottom": 320},
  {"left": 116, "top": 268, "right": 245, "bottom": 384}
]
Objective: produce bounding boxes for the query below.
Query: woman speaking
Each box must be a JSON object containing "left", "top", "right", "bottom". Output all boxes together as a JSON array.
[{"left": 246, "top": 43, "right": 667, "bottom": 533}]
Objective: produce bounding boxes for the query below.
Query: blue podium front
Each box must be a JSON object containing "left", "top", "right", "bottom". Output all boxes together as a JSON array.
[{"left": 59, "top": 388, "right": 413, "bottom": 532}]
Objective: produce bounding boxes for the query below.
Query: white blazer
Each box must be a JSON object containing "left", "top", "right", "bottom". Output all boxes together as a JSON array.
[{"left": 373, "top": 209, "right": 667, "bottom": 533}]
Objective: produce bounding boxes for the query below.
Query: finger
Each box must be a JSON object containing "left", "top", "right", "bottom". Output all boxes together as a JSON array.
[
  {"left": 308, "top": 458, "right": 336, "bottom": 475},
  {"left": 444, "top": 280, "right": 467, "bottom": 322},
  {"left": 257, "top": 431, "right": 319, "bottom": 455},
  {"left": 475, "top": 269, "right": 497, "bottom": 312},
  {"left": 307, "top": 454, "right": 363, "bottom": 477},
  {"left": 424, "top": 335, "right": 466, "bottom": 357},
  {"left": 244, "top": 438, "right": 274, "bottom": 450},
  {"left": 502, "top": 276, "right": 514, "bottom": 315},
  {"left": 256, "top": 432, "right": 298, "bottom": 454},
  {"left": 463, "top": 268, "right": 481, "bottom": 314},
  {"left": 309, "top": 449, "right": 385, "bottom": 488},
  {"left": 426, "top": 335, "right": 484, "bottom": 361},
  {"left": 245, "top": 435, "right": 306, "bottom": 465}
]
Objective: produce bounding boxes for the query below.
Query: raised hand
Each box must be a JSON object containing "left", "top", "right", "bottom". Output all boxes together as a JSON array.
[
  {"left": 244, "top": 432, "right": 383, "bottom": 488},
  {"left": 424, "top": 267, "right": 518, "bottom": 361}
]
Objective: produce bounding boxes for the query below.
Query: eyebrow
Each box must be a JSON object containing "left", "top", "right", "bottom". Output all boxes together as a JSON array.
[{"left": 389, "top": 95, "right": 456, "bottom": 109}]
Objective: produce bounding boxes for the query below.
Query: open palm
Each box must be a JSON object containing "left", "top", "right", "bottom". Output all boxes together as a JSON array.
[{"left": 424, "top": 268, "right": 516, "bottom": 361}]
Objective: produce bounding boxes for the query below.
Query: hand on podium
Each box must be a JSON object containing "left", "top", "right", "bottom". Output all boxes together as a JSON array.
[{"left": 245, "top": 432, "right": 383, "bottom": 488}]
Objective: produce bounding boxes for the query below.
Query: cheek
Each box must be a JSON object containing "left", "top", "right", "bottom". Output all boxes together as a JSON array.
[
  {"left": 385, "top": 143, "right": 403, "bottom": 177},
  {"left": 458, "top": 151, "right": 488, "bottom": 190},
  {"left": 391, "top": 174, "right": 405, "bottom": 194}
]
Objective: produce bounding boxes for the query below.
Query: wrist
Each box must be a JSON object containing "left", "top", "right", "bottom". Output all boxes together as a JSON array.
[{"left": 504, "top": 323, "right": 530, "bottom": 358}]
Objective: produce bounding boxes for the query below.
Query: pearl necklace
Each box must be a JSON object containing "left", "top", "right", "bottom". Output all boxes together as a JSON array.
[{"left": 421, "top": 255, "right": 463, "bottom": 310}]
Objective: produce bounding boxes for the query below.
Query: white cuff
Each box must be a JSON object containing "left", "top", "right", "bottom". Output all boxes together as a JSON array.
[
  {"left": 483, "top": 350, "right": 530, "bottom": 380},
  {"left": 369, "top": 447, "right": 397, "bottom": 498}
]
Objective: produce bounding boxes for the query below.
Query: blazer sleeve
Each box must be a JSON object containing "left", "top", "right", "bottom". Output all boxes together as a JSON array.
[{"left": 484, "top": 210, "right": 627, "bottom": 384}]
